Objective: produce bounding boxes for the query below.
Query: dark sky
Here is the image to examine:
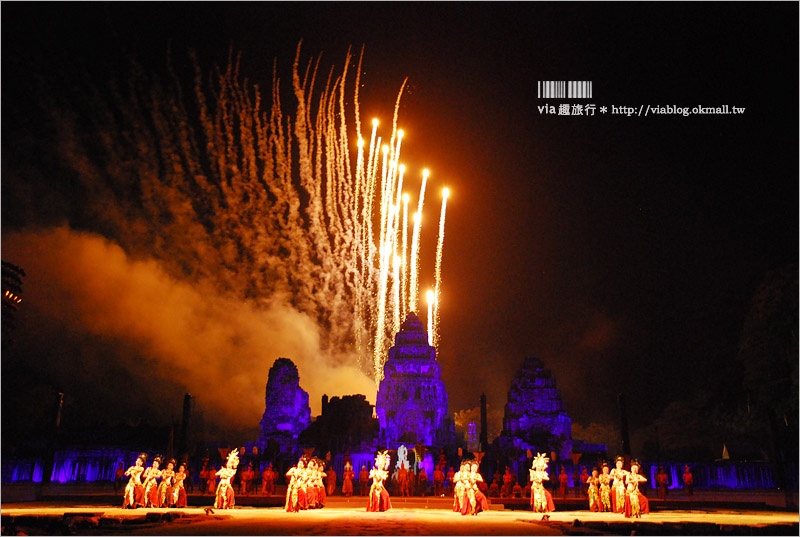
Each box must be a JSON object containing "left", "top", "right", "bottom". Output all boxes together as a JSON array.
[{"left": 2, "top": 2, "right": 797, "bottom": 446}]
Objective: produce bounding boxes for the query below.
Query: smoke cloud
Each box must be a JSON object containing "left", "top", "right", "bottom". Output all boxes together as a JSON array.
[{"left": 3, "top": 227, "right": 376, "bottom": 430}]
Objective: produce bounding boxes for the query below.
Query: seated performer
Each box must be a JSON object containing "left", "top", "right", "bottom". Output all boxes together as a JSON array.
[
  {"left": 366, "top": 451, "right": 392, "bottom": 512},
  {"left": 529, "top": 452, "right": 555, "bottom": 513},
  {"left": 142, "top": 455, "right": 163, "bottom": 508},
  {"left": 609, "top": 456, "right": 628, "bottom": 513},
  {"left": 240, "top": 462, "right": 254, "bottom": 496},
  {"left": 122, "top": 453, "right": 147, "bottom": 509},
  {"left": 214, "top": 449, "right": 240, "bottom": 509},
  {"left": 172, "top": 462, "right": 188, "bottom": 508},
  {"left": 598, "top": 463, "right": 612, "bottom": 512},
  {"left": 624, "top": 460, "right": 649, "bottom": 518}
]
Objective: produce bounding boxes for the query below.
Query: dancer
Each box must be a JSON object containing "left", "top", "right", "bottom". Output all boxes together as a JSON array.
[
  {"left": 142, "top": 455, "right": 163, "bottom": 507},
  {"left": 609, "top": 456, "right": 628, "bottom": 513},
  {"left": 558, "top": 466, "right": 568, "bottom": 499},
  {"left": 122, "top": 453, "right": 147, "bottom": 508},
  {"left": 624, "top": 460, "right": 649, "bottom": 518},
  {"left": 529, "top": 453, "right": 555, "bottom": 513},
  {"left": 359, "top": 464, "right": 369, "bottom": 496},
  {"left": 306, "top": 459, "right": 319, "bottom": 508},
  {"left": 172, "top": 462, "right": 188, "bottom": 508},
  {"left": 285, "top": 458, "right": 306, "bottom": 512},
  {"left": 461, "top": 461, "right": 489, "bottom": 516},
  {"left": 598, "top": 463, "right": 612, "bottom": 512},
  {"left": 206, "top": 464, "right": 217, "bottom": 495},
  {"left": 342, "top": 461, "right": 354, "bottom": 497},
  {"left": 214, "top": 448, "right": 240, "bottom": 509},
  {"left": 366, "top": 451, "right": 392, "bottom": 512},
  {"left": 452, "top": 461, "right": 466, "bottom": 512},
  {"left": 587, "top": 468, "right": 600, "bottom": 512},
  {"left": 158, "top": 459, "right": 176, "bottom": 508}
]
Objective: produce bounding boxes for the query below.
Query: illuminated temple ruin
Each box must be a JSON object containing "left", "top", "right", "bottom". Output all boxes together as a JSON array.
[
  {"left": 251, "top": 358, "right": 311, "bottom": 456},
  {"left": 499, "top": 356, "right": 573, "bottom": 459},
  {"left": 376, "top": 312, "right": 455, "bottom": 447}
]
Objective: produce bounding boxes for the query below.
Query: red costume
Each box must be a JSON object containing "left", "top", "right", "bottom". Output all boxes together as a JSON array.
[
  {"left": 122, "top": 454, "right": 147, "bottom": 509},
  {"left": 623, "top": 462, "right": 649, "bottom": 518},
  {"left": 172, "top": 466, "right": 188, "bottom": 508},
  {"left": 530, "top": 454, "right": 555, "bottom": 513}
]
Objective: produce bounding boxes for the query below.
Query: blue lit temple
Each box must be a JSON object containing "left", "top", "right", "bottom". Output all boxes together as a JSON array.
[{"left": 376, "top": 312, "right": 454, "bottom": 447}]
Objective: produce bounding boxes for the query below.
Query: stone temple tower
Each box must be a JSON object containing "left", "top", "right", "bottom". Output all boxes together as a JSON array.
[
  {"left": 252, "top": 357, "right": 311, "bottom": 454},
  {"left": 376, "top": 312, "right": 452, "bottom": 447}
]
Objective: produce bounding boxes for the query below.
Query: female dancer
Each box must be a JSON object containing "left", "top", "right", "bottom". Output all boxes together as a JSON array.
[
  {"left": 158, "top": 459, "right": 176, "bottom": 508},
  {"left": 529, "top": 453, "right": 555, "bottom": 513},
  {"left": 214, "top": 449, "right": 240, "bottom": 509},
  {"left": 142, "top": 455, "right": 163, "bottom": 508},
  {"left": 598, "top": 463, "right": 612, "bottom": 512},
  {"left": 366, "top": 451, "right": 392, "bottom": 512},
  {"left": 171, "top": 462, "right": 188, "bottom": 508},
  {"left": 624, "top": 460, "right": 649, "bottom": 518},
  {"left": 452, "top": 461, "right": 466, "bottom": 512},
  {"left": 609, "top": 456, "right": 628, "bottom": 513},
  {"left": 461, "top": 461, "right": 489, "bottom": 515},
  {"left": 122, "top": 453, "right": 147, "bottom": 509},
  {"left": 285, "top": 458, "right": 306, "bottom": 512},
  {"left": 587, "top": 468, "right": 600, "bottom": 512}
]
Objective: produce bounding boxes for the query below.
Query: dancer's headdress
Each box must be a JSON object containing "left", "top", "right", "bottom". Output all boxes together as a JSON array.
[
  {"left": 532, "top": 452, "right": 549, "bottom": 471},
  {"left": 226, "top": 448, "right": 240, "bottom": 468}
]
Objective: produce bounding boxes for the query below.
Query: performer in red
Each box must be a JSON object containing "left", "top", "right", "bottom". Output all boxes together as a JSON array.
[
  {"left": 142, "top": 455, "right": 163, "bottom": 508},
  {"left": 261, "top": 464, "right": 275, "bottom": 496},
  {"left": 558, "top": 466, "right": 569, "bottom": 499},
  {"left": 598, "top": 463, "right": 612, "bottom": 512},
  {"left": 529, "top": 453, "right": 555, "bottom": 513},
  {"left": 656, "top": 467, "right": 668, "bottom": 500},
  {"left": 609, "top": 457, "right": 628, "bottom": 513},
  {"left": 122, "top": 453, "right": 147, "bottom": 508},
  {"left": 397, "top": 462, "right": 408, "bottom": 497},
  {"left": 624, "top": 460, "right": 649, "bottom": 518},
  {"left": 172, "top": 462, "right": 188, "bottom": 508},
  {"left": 158, "top": 459, "right": 176, "bottom": 507},
  {"left": 587, "top": 468, "right": 600, "bottom": 512},
  {"left": 326, "top": 463, "right": 336, "bottom": 496},
  {"left": 434, "top": 464, "right": 445, "bottom": 497},
  {"left": 447, "top": 466, "right": 456, "bottom": 495},
  {"left": 682, "top": 465, "right": 694, "bottom": 497},
  {"left": 366, "top": 451, "right": 392, "bottom": 512},
  {"left": 580, "top": 467, "right": 590, "bottom": 497},
  {"left": 206, "top": 464, "right": 217, "bottom": 495},
  {"left": 342, "top": 461, "right": 354, "bottom": 497},
  {"left": 240, "top": 462, "right": 254, "bottom": 496},
  {"left": 359, "top": 464, "right": 369, "bottom": 496},
  {"left": 305, "top": 459, "right": 319, "bottom": 508},
  {"left": 502, "top": 466, "right": 515, "bottom": 498},
  {"left": 214, "top": 449, "right": 239, "bottom": 509}
]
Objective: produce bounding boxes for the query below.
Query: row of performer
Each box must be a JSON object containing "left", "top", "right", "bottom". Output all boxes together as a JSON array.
[
  {"left": 122, "top": 449, "right": 650, "bottom": 518},
  {"left": 530, "top": 454, "right": 650, "bottom": 518},
  {"left": 122, "top": 449, "right": 240, "bottom": 510}
]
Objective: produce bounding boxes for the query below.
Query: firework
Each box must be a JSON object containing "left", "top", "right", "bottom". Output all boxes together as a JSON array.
[{"left": 48, "top": 44, "right": 449, "bottom": 385}]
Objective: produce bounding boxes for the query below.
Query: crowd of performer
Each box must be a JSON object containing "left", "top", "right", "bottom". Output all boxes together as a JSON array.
[{"left": 122, "top": 448, "right": 669, "bottom": 519}]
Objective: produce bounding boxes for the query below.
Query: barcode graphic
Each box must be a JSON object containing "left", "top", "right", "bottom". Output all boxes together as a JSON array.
[{"left": 537, "top": 81, "right": 593, "bottom": 99}]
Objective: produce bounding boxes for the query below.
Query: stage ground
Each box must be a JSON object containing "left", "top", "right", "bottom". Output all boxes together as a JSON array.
[{"left": 1, "top": 503, "right": 798, "bottom": 536}]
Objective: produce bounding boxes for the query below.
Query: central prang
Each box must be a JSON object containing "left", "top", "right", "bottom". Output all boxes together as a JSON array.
[{"left": 376, "top": 312, "right": 454, "bottom": 447}]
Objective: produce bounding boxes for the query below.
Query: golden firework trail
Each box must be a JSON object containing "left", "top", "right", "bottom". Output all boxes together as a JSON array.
[
  {"left": 432, "top": 188, "right": 450, "bottom": 349},
  {"left": 54, "top": 42, "right": 450, "bottom": 384}
]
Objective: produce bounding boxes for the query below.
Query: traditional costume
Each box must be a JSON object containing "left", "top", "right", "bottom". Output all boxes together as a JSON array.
[
  {"left": 599, "top": 464, "right": 612, "bottom": 512},
  {"left": 172, "top": 464, "right": 188, "bottom": 508},
  {"left": 122, "top": 453, "right": 147, "bottom": 509},
  {"left": 529, "top": 453, "right": 555, "bottom": 513},
  {"left": 366, "top": 451, "right": 392, "bottom": 512},
  {"left": 623, "top": 460, "right": 649, "bottom": 518},
  {"left": 214, "top": 449, "right": 239, "bottom": 509},
  {"left": 142, "top": 456, "right": 163, "bottom": 508},
  {"left": 158, "top": 459, "right": 176, "bottom": 508},
  {"left": 609, "top": 457, "right": 628, "bottom": 513},
  {"left": 587, "top": 470, "right": 600, "bottom": 512}
]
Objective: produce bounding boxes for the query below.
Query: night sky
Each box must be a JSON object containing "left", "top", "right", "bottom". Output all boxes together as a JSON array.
[{"left": 3, "top": 3, "right": 797, "bottom": 450}]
